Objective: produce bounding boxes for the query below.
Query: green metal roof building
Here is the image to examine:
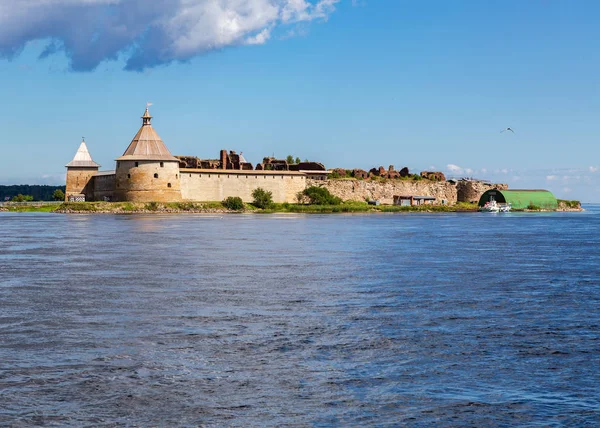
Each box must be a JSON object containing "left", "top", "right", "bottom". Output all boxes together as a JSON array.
[{"left": 478, "top": 189, "right": 558, "bottom": 210}]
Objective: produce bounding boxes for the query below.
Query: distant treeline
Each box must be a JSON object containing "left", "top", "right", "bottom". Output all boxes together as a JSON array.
[{"left": 0, "top": 185, "right": 66, "bottom": 201}]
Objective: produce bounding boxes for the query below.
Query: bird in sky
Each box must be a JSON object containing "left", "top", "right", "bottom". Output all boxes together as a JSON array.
[{"left": 501, "top": 128, "right": 515, "bottom": 133}]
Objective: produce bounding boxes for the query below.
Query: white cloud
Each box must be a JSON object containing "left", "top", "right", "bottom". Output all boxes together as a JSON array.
[
  {"left": 446, "top": 164, "right": 463, "bottom": 174},
  {"left": 546, "top": 175, "right": 558, "bottom": 181},
  {"left": 0, "top": 0, "right": 340, "bottom": 71},
  {"left": 245, "top": 27, "right": 272, "bottom": 45},
  {"left": 590, "top": 166, "right": 599, "bottom": 173}
]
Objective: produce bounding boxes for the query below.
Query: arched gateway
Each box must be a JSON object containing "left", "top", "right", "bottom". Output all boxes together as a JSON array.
[{"left": 478, "top": 189, "right": 558, "bottom": 210}]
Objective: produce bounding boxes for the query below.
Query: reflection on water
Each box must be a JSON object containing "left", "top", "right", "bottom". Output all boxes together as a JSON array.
[{"left": 1, "top": 207, "right": 599, "bottom": 426}]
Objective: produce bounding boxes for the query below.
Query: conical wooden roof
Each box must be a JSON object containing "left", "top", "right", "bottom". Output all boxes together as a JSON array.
[
  {"left": 116, "top": 108, "right": 179, "bottom": 161},
  {"left": 66, "top": 139, "right": 100, "bottom": 168}
]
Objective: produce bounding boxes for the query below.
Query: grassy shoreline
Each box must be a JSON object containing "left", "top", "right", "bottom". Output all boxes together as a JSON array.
[
  {"left": 49, "top": 201, "right": 481, "bottom": 214},
  {"left": 1, "top": 200, "right": 583, "bottom": 214}
]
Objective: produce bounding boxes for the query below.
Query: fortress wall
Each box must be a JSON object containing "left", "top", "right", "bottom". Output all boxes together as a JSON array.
[
  {"left": 114, "top": 160, "right": 182, "bottom": 202},
  {"left": 180, "top": 170, "right": 307, "bottom": 203},
  {"left": 92, "top": 173, "right": 116, "bottom": 201},
  {"left": 310, "top": 178, "right": 459, "bottom": 205}
]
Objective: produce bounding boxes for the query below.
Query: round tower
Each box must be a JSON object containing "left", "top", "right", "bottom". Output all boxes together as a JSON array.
[
  {"left": 114, "top": 107, "right": 182, "bottom": 202},
  {"left": 65, "top": 138, "right": 100, "bottom": 201}
]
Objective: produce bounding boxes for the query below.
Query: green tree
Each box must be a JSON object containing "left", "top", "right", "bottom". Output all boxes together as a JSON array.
[
  {"left": 252, "top": 188, "right": 273, "bottom": 209},
  {"left": 295, "top": 157, "right": 301, "bottom": 164},
  {"left": 53, "top": 189, "right": 65, "bottom": 201},
  {"left": 302, "top": 186, "right": 342, "bottom": 205},
  {"left": 286, "top": 155, "right": 294, "bottom": 164},
  {"left": 222, "top": 196, "right": 244, "bottom": 210},
  {"left": 12, "top": 194, "right": 34, "bottom": 202}
]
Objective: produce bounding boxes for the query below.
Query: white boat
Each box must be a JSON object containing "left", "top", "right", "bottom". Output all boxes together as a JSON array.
[
  {"left": 480, "top": 200, "right": 499, "bottom": 212},
  {"left": 499, "top": 203, "right": 511, "bottom": 213},
  {"left": 480, "top": 197, "right": 511, "bottom": 213}
]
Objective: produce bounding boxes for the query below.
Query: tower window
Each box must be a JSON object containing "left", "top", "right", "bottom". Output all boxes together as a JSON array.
[
  {"left": 167, "top": 183, "right": 172, "bottom": 188},
  {"left": 160, "top": 162, "right": 164, "bottom": 168},
  {"left": 135, "top": 162, "right": 139, "bottom": 167},
  {"left": 176, "top": 174, "right": 178, "bottom": 179},
  {"left": 154, "top": 173, "right": 158, "bottom": 178},
  {"left": 127, "top": 174, "right": 131, "bottom": 179}
]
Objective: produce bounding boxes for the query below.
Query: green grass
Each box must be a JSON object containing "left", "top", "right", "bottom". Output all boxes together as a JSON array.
[
  {"left": 252, "top": 201, "right": 478, "bottom": 213},
  {"left": 45, "top": 200, "right": 480, "bottom": 214},
  {"left": 5, "top": 204, "right": 60, "bottom": 212},
  {"left": 57, "top": 202, "right": 100, "bottom": 211},
  {"left": 145, "top": 202, "right": 159, "bottom": 211}
]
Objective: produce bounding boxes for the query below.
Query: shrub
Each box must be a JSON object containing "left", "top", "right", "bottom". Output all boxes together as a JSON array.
[
  {"left": 222, "top": 196, "right": 244, "bottom": 210},
  {"left": 558, "top": 199, "right": 580, "bottom": 208},
  {"left": 302, "top": 186, "right": 342, "bottom": 205},
  {"left": 175, "top": 202, "right": 196, "bottom": 211},
  {"left": 52, "top": 189, "right": 65, "bottom": 201},
  {"left": 145, "top": 202, "right": 159, "bottom": 211},
  {"left": 252, "top": 188, "right": 273, "bottom": 209},
  {"left": 12, "top": 194, "right": 34, "bottom": 202},
  {"left": 527, "top": 203, "right": 541, "bottom": 211}
]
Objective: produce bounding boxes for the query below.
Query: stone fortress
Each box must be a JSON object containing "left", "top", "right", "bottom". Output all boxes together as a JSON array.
[{"left": 65, "top": 107, "right": 504, "bottom": 204}]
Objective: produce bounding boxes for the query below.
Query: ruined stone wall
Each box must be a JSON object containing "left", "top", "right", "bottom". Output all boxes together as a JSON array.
[
  {"left": 65, "top": 167, "right": 98, "bottom": 201},
  {"left": 92, "top": 174, "right": 115, "bottom": 201},
  {"left": 456, "top": 181, "right": 509, "bottom": 203},
  {"left": 180, "top": 170, "right": 307, "bottom": 203},
  {"left": 114, "top": 160, "right": 182, "bottom": 202},
  {"left": 308, "top": 179, "right": 459, "bottom": 205}
]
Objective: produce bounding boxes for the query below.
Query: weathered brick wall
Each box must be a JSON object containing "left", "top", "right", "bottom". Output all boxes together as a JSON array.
[
  {"left": 456, "top": 181, "right": 508, "bottom": 203},
  {"left": 308, "top": 178, "right": 459, "bottom": 205},
  {"left": 66, "top": 167, "right": 98, "bottom": 201},
  {"left": 93, "top": 174, "right": 116, "bottom": 201},
  {"left": 114, "top": 160, "right": 182, "bottom": 202},
  {"left": 180, "top": 170, "right": 307, "bottom": 203}
]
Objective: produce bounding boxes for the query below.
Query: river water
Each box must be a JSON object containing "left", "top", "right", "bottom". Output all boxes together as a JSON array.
[{"left": 1, "top": 207, "right": 599, "bottom": 426}]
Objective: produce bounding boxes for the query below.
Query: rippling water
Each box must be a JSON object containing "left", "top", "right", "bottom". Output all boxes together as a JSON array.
[{"left": 1, "top": 207, "right": 599, "bottom": 426}]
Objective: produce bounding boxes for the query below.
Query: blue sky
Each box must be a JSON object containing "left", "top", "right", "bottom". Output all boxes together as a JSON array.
[{"left": 0, "top": 0, "right": 598, "bottom": 201}]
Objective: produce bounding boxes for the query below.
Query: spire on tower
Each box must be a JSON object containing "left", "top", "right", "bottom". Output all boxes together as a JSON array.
[
  {"left": 66, "top": 138, "right": 100, "bottom": 168},
  {"left": 142, "top": 105, "right": 152, "bottom": 126}
]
